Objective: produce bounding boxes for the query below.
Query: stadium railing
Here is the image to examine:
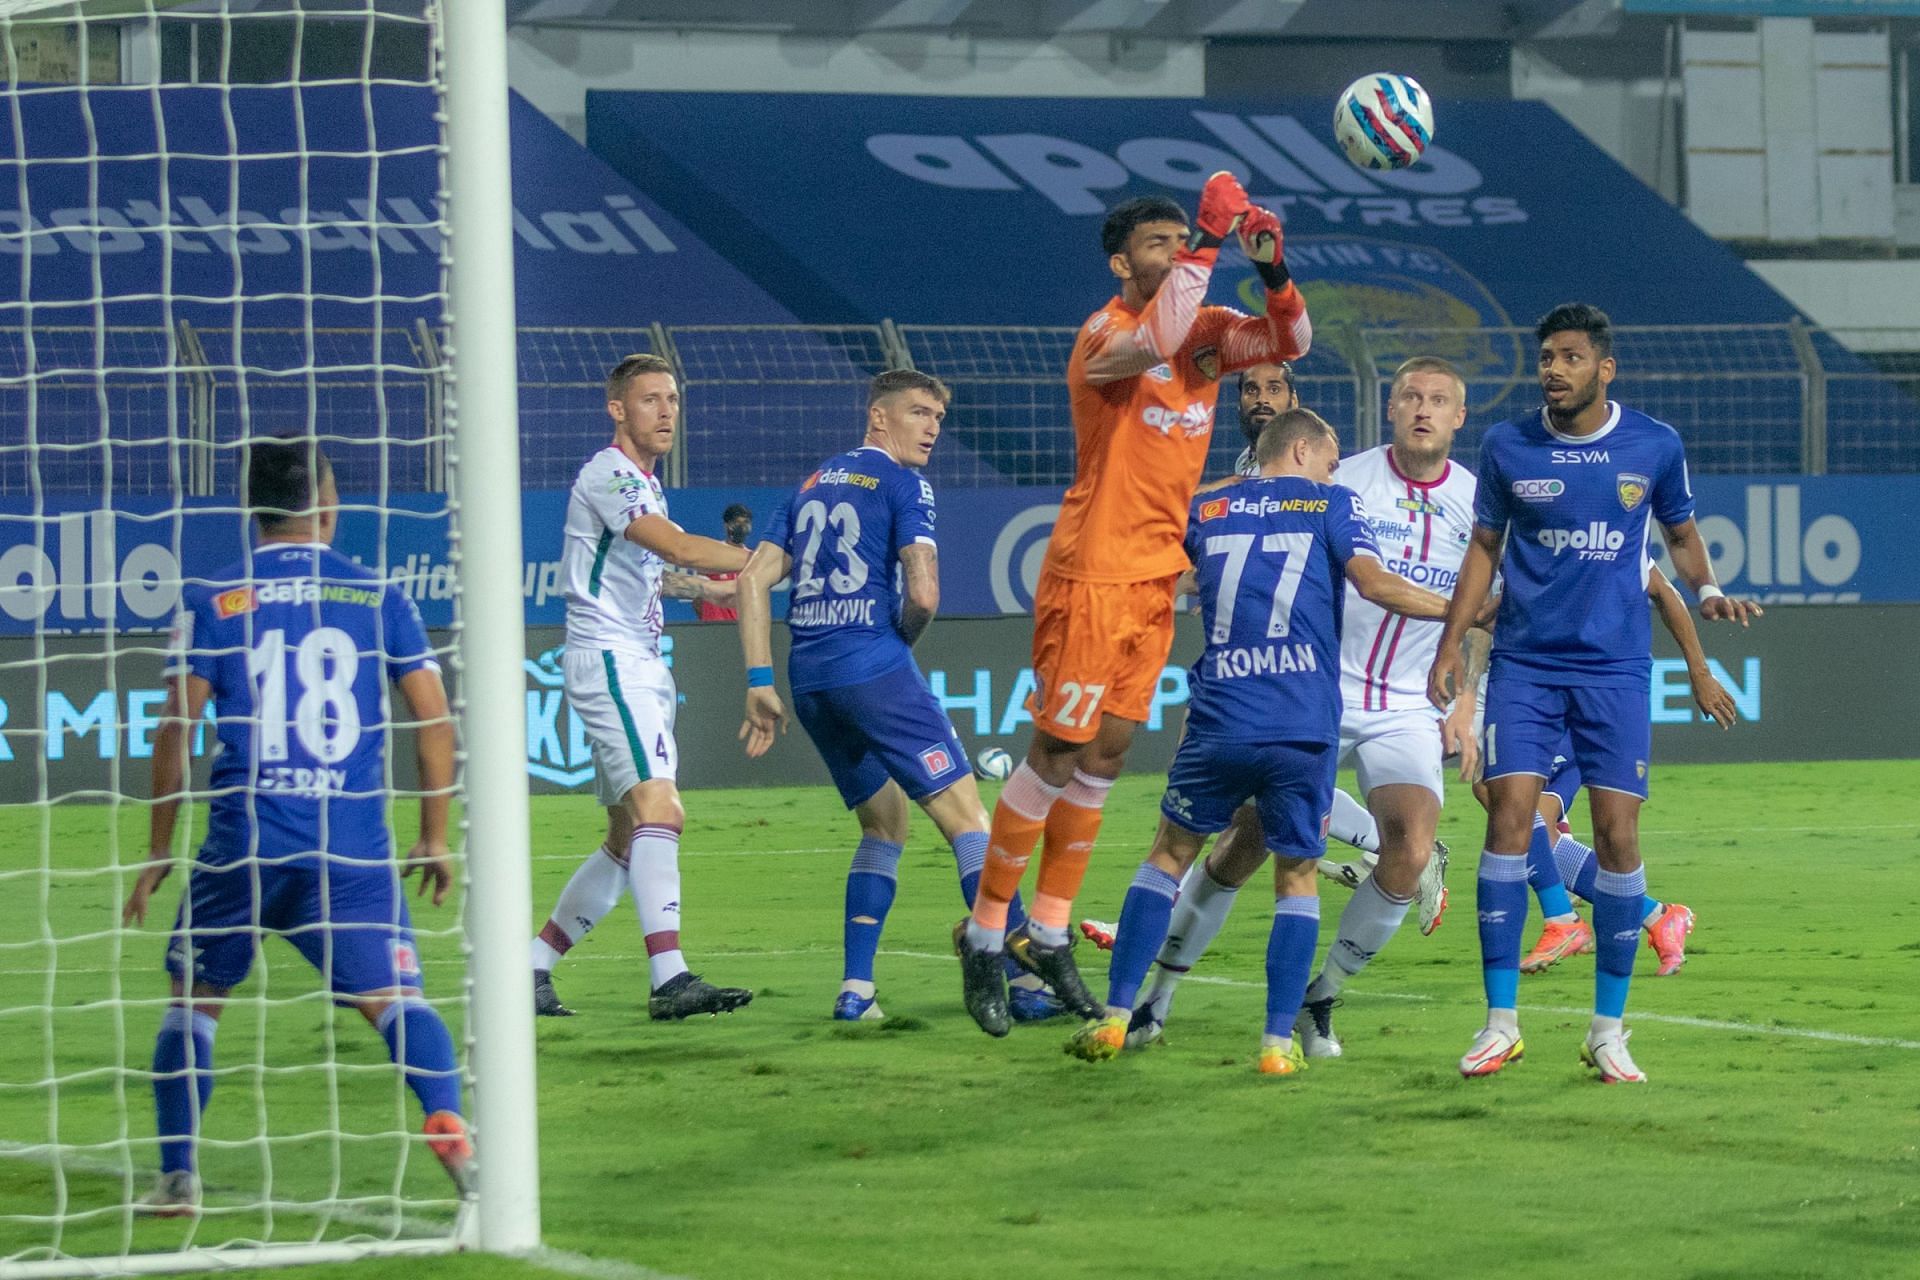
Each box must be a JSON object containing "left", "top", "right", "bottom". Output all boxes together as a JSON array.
[{"left": 3, "top": 321, "right": 1914, "bottom": 497}]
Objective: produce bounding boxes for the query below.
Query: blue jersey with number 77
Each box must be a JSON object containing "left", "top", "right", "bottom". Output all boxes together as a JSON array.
[
  {"left": 761, "top": 445, "right": 936, "bottom": 694},
  {"left": 1181, "top": 476, "right": 1382, "bottom": 745},
  {"left": 166, "top": 543, "right": 439, "bottom": 868}
]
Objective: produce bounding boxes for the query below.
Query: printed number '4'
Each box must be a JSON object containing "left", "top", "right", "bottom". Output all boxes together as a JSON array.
[
  {"left": 792, "top": 500, "right": 869, "bottom": 600},
  {"left": 247, "top": 627, "right": 362, "bottom": 763},
  {"left": 1201, "top": 532, "right": 1313, "bottom": 645},
  {"left": 1052, "top": 681, "right": 1107, "bottom": 729}
]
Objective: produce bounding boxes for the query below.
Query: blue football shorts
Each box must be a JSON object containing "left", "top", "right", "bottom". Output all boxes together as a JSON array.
[
  {"left": 792, "top": 660, "right": 970, "bottom": 809},
  {"left": 1483, "top": 673, "right": 1650, "bottom": 800},
  {"left": 165, "top": 858, "right": 422, "bottom": 996},
  {"left": 1160, "top": 735, "right": 1337, "bottom": 859}
]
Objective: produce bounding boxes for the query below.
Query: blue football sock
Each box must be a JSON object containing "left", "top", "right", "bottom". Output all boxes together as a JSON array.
[
  {"left": 952, "top": 830, "right": 1029, "bottom": 979},
  {"left": 1265, "top": 895, "right": 1322, "bottom": 1038},
  {"left": 1592, "top": 865, "right": 1648, "bottom": 1019},
  {"left": 377, "top": 998, "right": 462, "bottom": 1118},
  {"left": 1552, "top": 832, "right": 1600, "bottom": 902},
  {"left": 1106, "top": 863, "right": 1180, "bottom": 1012},
  {"left": 843, "top": 836, "right": 903, "bottom": 983},
  {"left": 1476, "top": 851, "right": 1529, "bottom": 1011},
  {"left": 1526, "top": 814, "right": 1575, "bottom": 919},
  {"left": 1557, "top": 831, "right": 1661, "bottom": 923},
  {"left": 152, "top": 1007, "right": 216, "bottom": 1175}
]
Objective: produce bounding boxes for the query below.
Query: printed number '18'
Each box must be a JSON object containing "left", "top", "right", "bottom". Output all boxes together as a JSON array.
[
  {"left": 1202, "top": 532, "right": 1313, "bottom": 645},
  {"left": 792, "top": 500, "right": 869, "bottom": 600},
  {"left": 247, "top": 627, "right": 362, "bottom": 763}
]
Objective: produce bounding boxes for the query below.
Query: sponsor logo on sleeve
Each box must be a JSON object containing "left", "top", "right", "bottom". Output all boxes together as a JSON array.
[
  {"left": 1511, "top": 478, "right": 1564, "bottom": 503},
  {"left": 213, "top": 586, "right": 257, "bottom": 618},
  {"left": 1616, "top": 473, "right": 1649, "bottom": 512}
]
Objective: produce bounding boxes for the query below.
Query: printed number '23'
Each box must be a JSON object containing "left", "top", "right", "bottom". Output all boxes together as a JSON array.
[{"left": 792, "top": 500, "right": 868, "bottom": 601}]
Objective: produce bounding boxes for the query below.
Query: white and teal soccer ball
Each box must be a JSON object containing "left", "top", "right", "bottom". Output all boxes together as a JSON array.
[
  {"left": 1333, "top": 73, "right": 1434, "bottom": 171},
  {"left": 974, "top": 747, "right": 1014, "bottom": 782}
]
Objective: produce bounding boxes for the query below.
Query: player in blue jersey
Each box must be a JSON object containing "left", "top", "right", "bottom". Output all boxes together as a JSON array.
[
  {"left": 1429, "top": 303, "right": 1758, "bottom": 1084},
  {"left": 122, "top": 439, "right": 466, "bottom": 1214},
  {"left": 735, "top": 370, "right": 1061, "bottom": 1029},
  {"left": 1067, "top": 407, "right": 1448, "bottom": 1074}
]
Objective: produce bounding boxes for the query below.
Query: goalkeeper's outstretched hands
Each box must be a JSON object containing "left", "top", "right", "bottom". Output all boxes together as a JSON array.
[
  {"left": 1181, "top": 170, "right": 1249, "bottom": 264},
  {"left": 1238, "top": 204, "right": 1291, "bottom": 291}
]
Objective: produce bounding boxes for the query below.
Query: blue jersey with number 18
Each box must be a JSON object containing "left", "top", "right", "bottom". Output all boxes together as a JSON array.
[
  {"left": 167, "top": 543, "right": 439, "bottom": 869},
  {"left": 1182, "top": 476, "right": 1382, "bottom": 745},
  {"left": 1473, "top": 403, "right": 1695, "bottom": 688},
  {"left": 762, "top": 445, "right": 937, "bottom": 694}
]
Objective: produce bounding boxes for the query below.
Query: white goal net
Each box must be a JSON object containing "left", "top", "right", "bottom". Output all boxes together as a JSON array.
[{"left": 0, "top": 2, "right": 537, "bottom": 1274}]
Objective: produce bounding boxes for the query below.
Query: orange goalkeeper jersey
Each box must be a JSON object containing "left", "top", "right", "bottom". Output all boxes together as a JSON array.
[{"left": 1044, "top": 284, "right": 1312, "bottom": 584}]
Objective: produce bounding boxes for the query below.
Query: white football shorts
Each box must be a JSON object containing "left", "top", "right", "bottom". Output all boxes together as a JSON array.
[
  {"left": 563, "top": 646, "right": 679, "bottom": 804},
  {"left": 1338, "top": 706, "right": 1447, "bottom": 804}
]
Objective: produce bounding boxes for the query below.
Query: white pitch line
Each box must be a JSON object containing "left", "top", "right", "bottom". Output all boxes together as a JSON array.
[
  {"left": 727, "top": 946, "right": 1920, "bottom": 1052},
  {"left": 17, "top": 945, "right": 1918, "bottom": 1053},
  {"left": 523, "top": 1246, "right": 692, "bottom": 1280}
]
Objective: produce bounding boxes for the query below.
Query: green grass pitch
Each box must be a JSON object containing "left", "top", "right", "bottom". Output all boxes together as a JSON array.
[{"left": 3, "top": 759, "right": 1918, "bottom": 1279}]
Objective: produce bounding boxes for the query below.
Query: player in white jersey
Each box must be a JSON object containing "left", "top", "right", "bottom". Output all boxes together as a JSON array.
[
  {"left": 529, "top": 354, "right": 755, "bottom": 1022},
  {"left": 1105, "top": 357, "right": 1491, "bottom": 1053}
]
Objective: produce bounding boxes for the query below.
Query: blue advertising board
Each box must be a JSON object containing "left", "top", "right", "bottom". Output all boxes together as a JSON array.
[
  {"left": 0, "top": 85, "right": 798, "bottom": 331},
  {"left": 2, "top": 473, "right": 1911, "bottom": 637},
  {"left": 585, "top": 91, "right": 1804, "bottom": 331}
]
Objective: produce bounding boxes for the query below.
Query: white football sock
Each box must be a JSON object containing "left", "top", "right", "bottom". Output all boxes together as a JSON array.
[
  {"left": 1142, "top": 861, "right": 1241, "bottom": 1019},
  {"left": 629, "top": 824, "right": 689, "bottom": 989},
  {"left": 530, "top": 843, "right": 628, "bottom": 971},
  {"left": 1305, "top": 877, "right": 1412, "bottom": 1003},
  {"left": 1329, "top": 788, "right": 1380, "bottom": 854}
]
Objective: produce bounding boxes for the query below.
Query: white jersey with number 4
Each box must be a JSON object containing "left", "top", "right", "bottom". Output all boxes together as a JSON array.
[
  {"left": 563, "top": 445, "right": 669, "bottom": 656},
  {"left": 1337, "top": 445, "right": 1479, "bottom": 715}
]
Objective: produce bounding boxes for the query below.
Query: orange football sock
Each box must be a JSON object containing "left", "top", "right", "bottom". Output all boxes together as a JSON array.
[
  {"left": 1030, "top": 770, "right": 1115, "bottom": 930},
  {"left": 969, "top": 764, "right": 1062, "bottom": 931}
]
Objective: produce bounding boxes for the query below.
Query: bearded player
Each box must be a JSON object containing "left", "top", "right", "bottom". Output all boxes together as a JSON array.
[{"left": 955, "top": 173, "right": 1313, "bottom": 1035}]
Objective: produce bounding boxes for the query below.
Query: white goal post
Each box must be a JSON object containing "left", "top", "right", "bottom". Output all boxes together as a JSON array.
[{"left": 0, "top": 0, "right": 539, "bottom": 1273}]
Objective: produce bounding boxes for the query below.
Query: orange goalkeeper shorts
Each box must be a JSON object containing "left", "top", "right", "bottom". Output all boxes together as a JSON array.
[{"left": 1025, "top": 569, "right": 1180, "bottom": 744}]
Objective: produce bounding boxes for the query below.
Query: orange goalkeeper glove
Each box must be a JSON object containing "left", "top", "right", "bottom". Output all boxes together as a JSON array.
[
  {"left": 1181, "top": 170, "right": 1249, "bottom": 264},
  {"left": 1238, "top": 204, "right": 1291, "bottom": 291}
]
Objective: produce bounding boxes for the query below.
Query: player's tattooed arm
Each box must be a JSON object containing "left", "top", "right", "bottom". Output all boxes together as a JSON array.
[
  {"left": 661, "top": 571, "right": 734, "bottom": 604},
  {"left": 125, "top": 673, "right": 212, "bottom": 926},
  {"left": 1660, "top": 517, "right": 1761, "bottom": 627},
  {"left": 898, "top": 543, "right": 940, "bottom": 646},
  {"left": 1460, "top": 626, "right": 1492, "bottom": 686},
  {"left": 1647, "top": 563, "right": 1739, "bottom": 730}
]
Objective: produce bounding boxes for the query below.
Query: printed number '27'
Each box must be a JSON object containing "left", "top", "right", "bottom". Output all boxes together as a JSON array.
[
  {"left": 1053, "top": 681, "right": 1107, "bottom": 729},
  {"left": 792, "top": 500, "right": 868, "bottom": 601}
]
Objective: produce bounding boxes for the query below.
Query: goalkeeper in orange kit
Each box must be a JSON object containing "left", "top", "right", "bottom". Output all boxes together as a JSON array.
[{"left": 954, "top": 172, "right": 1315, "bottom": 1035}]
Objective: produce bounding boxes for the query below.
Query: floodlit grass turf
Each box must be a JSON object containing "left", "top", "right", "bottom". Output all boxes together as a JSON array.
[{"left": 4, "top": 760, "right": 1919, "bottom": 1279}]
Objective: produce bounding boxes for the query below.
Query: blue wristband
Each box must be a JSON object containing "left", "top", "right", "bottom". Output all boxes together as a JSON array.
[{"left": 747, "top": 666, "right": 775, "bottom": 689}]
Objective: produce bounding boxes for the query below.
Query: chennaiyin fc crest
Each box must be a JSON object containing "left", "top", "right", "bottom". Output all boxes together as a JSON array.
[{"left": 1616, "top": 473, "right": 1650, "bottom": 512}]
